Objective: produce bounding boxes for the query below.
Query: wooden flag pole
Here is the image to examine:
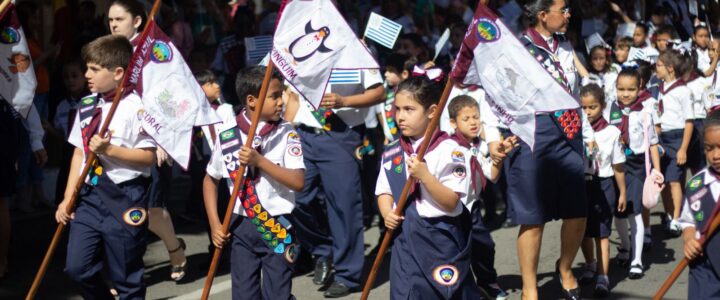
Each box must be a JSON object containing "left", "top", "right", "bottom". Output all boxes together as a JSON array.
[
  {"left": 200, "top": 62, "right": 275, "bottom": 300},
  {"left": 0, "top": 0, "right": 11, "bottom": 17},
  {"left": 25, "top": 1, "right": 163, "bottom": 299},
  {"left": 653, "top": 209, "right": 720, "bottom": 300},
  {"left": 360, "top": 78, "right": 455, "bottom": 300}
]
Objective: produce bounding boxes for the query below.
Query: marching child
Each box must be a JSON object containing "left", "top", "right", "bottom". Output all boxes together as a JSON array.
[
  {"left": 608, "top": 69, "right": 663, "bottom": 279},
  {"left": 613, "top": 37, "right": 634, "bottom": 66},
  {"left": 679, "top": 109, "right": 720, "bottom": 299},
  {"left": 376, "top": 77, "right": 481, "bottom": 299},
  {"left": 55, "top": 35, "right": 157, "bottom": 299},
  {"left": 577, "top": 84, "right": 627, "bottom": 297},
  {"left": 657, "top": 49, "right": 695, "bottom": 237},
  {"left": 378, "top": 53, "right": 412, "bottom": 144},
  {"left": 203, "top": 66, "right": 305, "bottom": 300},
  {"left": 582, "top": 45, "right": 621, "bottom": 103},
  {"left": 447, "top": 95, "right": 516, "bottom": 300}
]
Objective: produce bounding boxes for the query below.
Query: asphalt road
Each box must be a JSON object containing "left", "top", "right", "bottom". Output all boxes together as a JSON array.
[{"left": 0, "top": 170, "right": 690, "bottom": 299}]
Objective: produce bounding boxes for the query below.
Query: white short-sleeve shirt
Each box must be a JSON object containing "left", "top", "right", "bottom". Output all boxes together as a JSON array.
[
  {"left": 687, "top": 76, "right": 711, "bottom": 119},
  {"left": 205, "top": 118, "right": 306, "bottom": 217},
  {"left": 375, "top": 138, "right": 468, "bottom": 218},
  {"left": 659, "top": 80, "right": 694, "bottom": 131},
  {"left": 201, "top": 103, "right": 236, "bottom": 153},
  {"left": 679, "top": 169, "right": 720, "bottom": 239},
  {"left": 592, "top": 125, "right": 626, "bottom": 178},
  {"left": 67, "top": 93, "right": 156, "bottom": 184}
]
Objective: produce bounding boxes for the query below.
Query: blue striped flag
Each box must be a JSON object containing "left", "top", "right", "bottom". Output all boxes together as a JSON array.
[
  {"left": 245, "top": 35, "right": 273, "bottom": 64},
  {"left": 364, "top": 12, "right": 402, "bottom": 49},
  {"left": 328, "top": 70, "right": 362, "bottom": 84}
]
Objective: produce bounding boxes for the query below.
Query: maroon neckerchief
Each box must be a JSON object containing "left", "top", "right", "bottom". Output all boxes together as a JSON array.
[
  {"left": 658, "top": 79, "right": 687, "bottom": 114},
  {"left": 81, "top": 90, "right": 128, "bottom": 155},
  {"left": 618, "top": 90, "right": 652, "bottom": 144},
  {"left": 525, "top": 27, "right": 558, "bottom": 53},
  {"left": 399, "top": 129, "right": 449, "bottom": 196},
  {"left": 236, "top": 109, "right": 280, "bottom": 179},
  {"left": 450, "top": 131, "right": 487, "bottom": 192},
  {"left": 591, "top": 117, "right": 610, "bottom": 132}
]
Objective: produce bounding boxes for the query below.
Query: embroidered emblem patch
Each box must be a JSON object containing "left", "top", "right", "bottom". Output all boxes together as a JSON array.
[
  {"left": 690, "top": 187, "right": 708, "bottom": 203},
  {"left": 610, "top": 111, "right": 621, "bottom": 121},
  {"left": 695, "top": 211, "right": 704, "bottom": 222},
  {"left": 453, "top": 166, "right": 466, "bottom": 178},
  {"left": 691, "top": 200, "right": 702, "bottom": 212},
  {"left": 0, "top": 27, "right": 20, "bottom": 44},
  {"left": 123, "top": 207, "right": 147, "bottom": 226},
  {"left": 252, "top": 136, "right": 262, "bottom": 148},
  {"left": 284, "top": 244, "right": 298, "bottom": 264},
  {"left": 688, "top": 177, "right": 703, "bottom": 191},
  {"left": 287, "top": 131, "right": 301, "bottom": 144},
  {"left": 151, "top": 41, "right": 173, "bottom": 63},
  {"left": 288, "top": 144, "right": 302, "bottom": 156},
  {"left": 432, "top": 265, "right": 459, "bottom": 286},
  {"left": 474, "top": 18, "right": 500, "bottom": 43},
  {"left": 451, "top": 151, "right": 465, "bottom": 163},
  {"left": 394, "top": 164, "right": 403, "bottom": 174}
]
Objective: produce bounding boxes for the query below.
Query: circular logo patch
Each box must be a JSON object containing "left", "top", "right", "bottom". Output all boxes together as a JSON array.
[
  {"left": 475, "top": 18, "right": 500, "bottom": 43},
  {"left": 433, "top": 265, "right": 459, "bottom": 286},
  {"left": 252, "top": 136, "right": 262, "bottom": 148},
  {"left": 0, "top": 27, "right": 20, "bottom": 44},
  {"left": 288, "top": 144, "right": 302, "bottom": 156},
  {"left": 453, "top": 166, "right": 466, "bottom": 178},
  {"left": 284, "top": 243, "right": 298, "bottom": 264},
  {"left": 691, "top": 200, "right": 701, "bottom": 212},
  {"left": 151, "top": 41, "right": 173, "bottom": 63},
  {"left": 136, "top": 109, "right": 146, "bottom": 121},
  {"left": 123, "top": 207, "right": 147, "bottom": 226}
]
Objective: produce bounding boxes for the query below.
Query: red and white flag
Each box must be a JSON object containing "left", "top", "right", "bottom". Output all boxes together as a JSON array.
[
  {"left": 0, "top": 3, "right": 36, "bottom": 118},
  {"left": 450, "top": 4, "right": 578, "bottom": 149},
  {"left": 270, "top": 0, "right": 378, "bottom": 109},
  {"left": 126, "top": 19, "right": 220, "bottom": 169}
]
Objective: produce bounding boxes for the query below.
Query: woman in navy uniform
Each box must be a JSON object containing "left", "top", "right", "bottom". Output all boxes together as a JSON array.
[{"left": 507, "top": 1, "right": 596, "bottom": 299}]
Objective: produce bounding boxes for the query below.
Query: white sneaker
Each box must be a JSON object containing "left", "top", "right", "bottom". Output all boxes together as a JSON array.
[{"left": 668, "top": 219, "right": 682, "bottom": 237}]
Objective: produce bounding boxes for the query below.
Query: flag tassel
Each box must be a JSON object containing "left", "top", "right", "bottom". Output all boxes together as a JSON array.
[
  {"left": 25, "top": 0, "right": 163, "bottom": 298},
  {"left": 360, "top": 78, "right": 455, "bottom": 300}
]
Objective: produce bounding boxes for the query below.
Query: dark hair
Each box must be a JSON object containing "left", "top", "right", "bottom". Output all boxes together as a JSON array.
[
  {"left": 655, "top": 25, "right": 677, "bottom": 39},
  {"left": 580, "top": 84, "right": 605, "bottom": 105},
  {"left": 704, "top": 109, "right": 720, "bottom": 133},
  {"left": 635, "top": 23, "right": 649, "bottom": 36},
  {"left": 109, "top": 0, "right": 147, "bottom": 30},
  {"left": 396, "top": 77, "right": 441, "bottom": 110},
  {"left": 234, "top": 66, "right": 283, "bottom": 106},
  {"left": 403, "top": 56, "right": 418, "bottom": 74},
  {"left": 399, "top": 33, "right": 425, "bottom": 48},
  {"left": 448, "top": 95, "right": 479, "bottom": 119},
  {"left": 658, "top": 49, "right": 685, "bottom": 75},
  {"left": 694, "top": 25, "right": 710, "bottom": 36},
  {"left": 588, "top": 45, "right": 610, "bottom": 73},
  {"left": 615, "top": 37, "right": 633, "bottom": 50},
  {"left": 195, "top": 69, "right": 217, "bottom": 86},
  {"left": 616, "top": 68, "right": 642, "bottom": 87},
  {"left": 62, "top": 58, "right": 86, "bottom": 74},
  {"left": 385, "top": 53, "right": 410, "bottom": 74},
  {"left": 15, "top": 1, "right": 38, "bottom": 38},
  {"left": 81, "top": 35, "right": 133, "bottom": 70},
  {"left": 523, "top": 0, "right": 556, "bottom": 27},
  {"left": 635, "top": 60, "right": 653, "bottom": 87}
]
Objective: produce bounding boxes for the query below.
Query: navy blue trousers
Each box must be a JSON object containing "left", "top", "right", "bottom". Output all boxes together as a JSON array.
[
  {"left": 65, "top": 179, "right": 148, "bottom": 300},
  {"left": 689, "top": 257, "right": 720, "bottom": 299},
  {"left": 292, "top": 125, "right": 365, "bottom": 288},
  {"left": 230, "top": 216, "right": 296, "bottom": 300},
  {"left": 469, "top": 202, "right": 498, "bottom": 285}
]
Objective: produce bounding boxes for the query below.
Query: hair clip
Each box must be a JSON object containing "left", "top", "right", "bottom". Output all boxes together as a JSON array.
[
  {"left": 412, "top": 65, "right": 444, "bottom": 82},
  {"left": 621, "top": 61, "right": 640, "bottom": 70}
]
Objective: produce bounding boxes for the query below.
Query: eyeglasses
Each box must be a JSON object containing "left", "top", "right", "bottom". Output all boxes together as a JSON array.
[{"left": 547, "top": 7, "right": 571, "bottom": 15}]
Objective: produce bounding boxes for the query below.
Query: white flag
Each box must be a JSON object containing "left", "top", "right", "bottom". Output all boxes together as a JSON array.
[
  {"left": 0, "top": 3, "right": 36, "bottom": 118},
  {"left": 126, "top": 19, "right": 220, "bottom": 169},
  {"left": 434, "top": 28, "right": 450, "bottom": 61},
  {"left": 450, "top": 5, "right": 579, "bottom": 149},
  {"left": 364, "top": 12, "right": 403, "bottom": 49},
  {"left": 271, "top": 0, "right": 379, "bottom": 109},
  {"left": 245, "top": 35, "right": 273, "bottom": 65}
]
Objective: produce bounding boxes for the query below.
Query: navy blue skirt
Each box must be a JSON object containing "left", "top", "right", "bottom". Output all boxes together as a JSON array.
[
  {"left": 688, "top": 257, "right": 720, "bottom": 299},
  {"left": 660, "top": 129, "right": 687, "bottom": 183},
  {"left": 585, "top": 176, "right": 617, "bottom": 238},
  {"left": 390, "top": 203, "right": 480, "bottom": 300},
  {"left": 504, "top": 114, "right": 587, "bottom": 225},
  {"left": 622, "top": 154, "right": 646, "bottom": 216}
]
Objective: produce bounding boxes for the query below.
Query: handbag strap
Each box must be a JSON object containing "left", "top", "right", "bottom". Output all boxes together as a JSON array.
[{"left": 642, "top": 111, "right": 651, "bottom": 177}]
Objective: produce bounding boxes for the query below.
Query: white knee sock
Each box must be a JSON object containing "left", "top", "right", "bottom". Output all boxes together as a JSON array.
[
  {"left": 615, "top": 217, "right": 630, "bottom": 251},
  {"left": 629, "top": 213, "right": 644, "bottom": 266}
]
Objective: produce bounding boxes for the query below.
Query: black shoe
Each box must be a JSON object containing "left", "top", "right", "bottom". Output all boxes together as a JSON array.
[
  {"left": 323, "top": 281, "right": 350, "bottom": 298},
  {"left": 313, "top": 259, "right": 332, "bottom": 286},
  {"left": 555, "top": 260, "right": 581, "bottom": 300}
]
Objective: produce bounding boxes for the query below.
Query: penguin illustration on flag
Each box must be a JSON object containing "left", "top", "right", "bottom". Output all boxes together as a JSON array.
[{"left": 287, "top": 21, "right": 332, "bottom": 63}]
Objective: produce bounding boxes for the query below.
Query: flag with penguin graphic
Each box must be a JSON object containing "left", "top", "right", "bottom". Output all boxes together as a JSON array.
[
  {"left": 0, "top": 2, "right": 37, "bottom": 118},
  {"left": 270, "top": 0, "right": 379, "bottom": 109},
  {"left": 126, "top": 18, "right": 220, "bottom": 169},
  {"left": 450, "top": 4, "right": 579, "bottom": 149}
]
